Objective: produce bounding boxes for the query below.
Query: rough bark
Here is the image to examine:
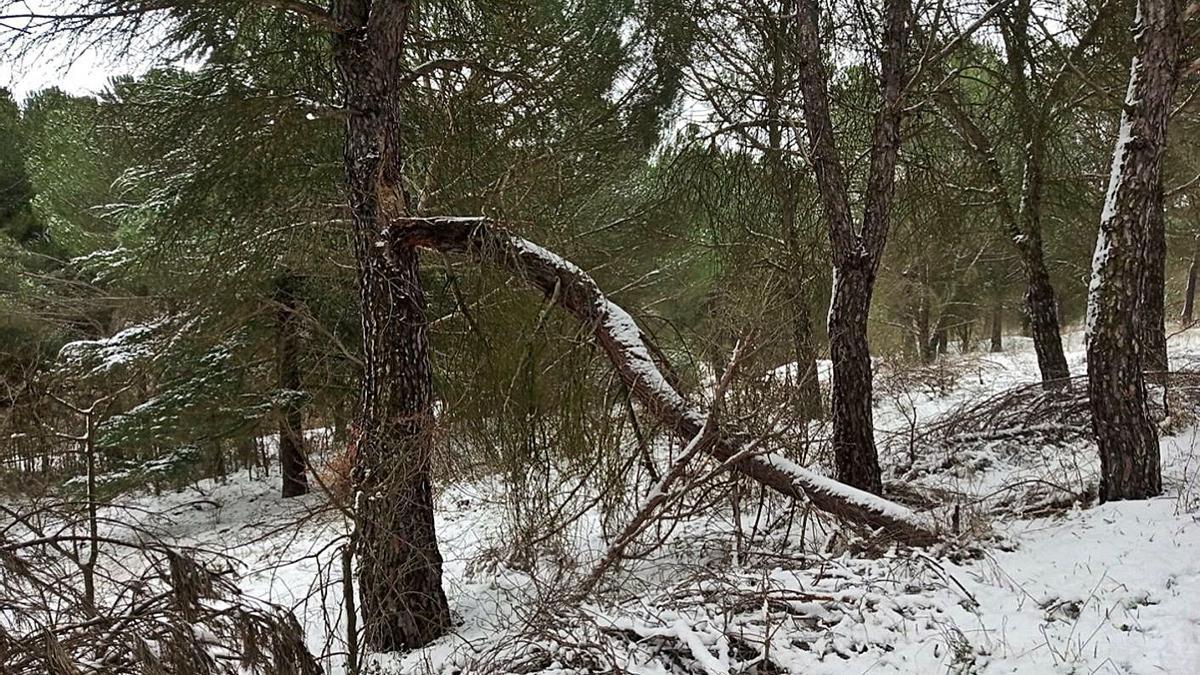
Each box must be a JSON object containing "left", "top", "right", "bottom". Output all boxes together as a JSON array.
[
  {"left": 332, "top": 0, "right": 450, "bottom": 651},
  {"left": 1086, "top": 0, "right": 1179, "bottom": 503},
  {"left": 1142, "top": 196, "right": 1170, "bottom": 372},
  {"left": 1024, "top": 263, "right": 1070, "bottom": 382},
  {"left": 792, "top": 0, "right": 910, "bottom": 494},
  {"left": 387, "top": 217, "right": 940, "bottom": 546},
  {"left": 829, "top": 267, "right": 884, "bottom": 493},
  {"left": 276, "top": 274, "right": 308, "bottom": 498},
  {"left": 1181, "top": 235, "right": 1199, "bottom": 325}
]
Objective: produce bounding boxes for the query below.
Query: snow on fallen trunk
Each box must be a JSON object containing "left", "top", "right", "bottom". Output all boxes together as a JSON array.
[{"left": 383, "top": 217, "right": 940, "bottom": 546}]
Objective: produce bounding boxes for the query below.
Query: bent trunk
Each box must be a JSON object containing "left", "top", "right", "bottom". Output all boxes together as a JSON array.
[{"left": 387, "top": 217, "right": 939, "bottom": 545}]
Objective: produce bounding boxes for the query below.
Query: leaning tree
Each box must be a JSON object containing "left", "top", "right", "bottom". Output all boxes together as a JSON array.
[{"left": 1086, "top": 0, "right": 1183, "bottom": 501}]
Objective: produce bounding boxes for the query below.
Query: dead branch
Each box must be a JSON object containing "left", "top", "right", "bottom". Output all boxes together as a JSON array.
[{"left": 381, "top": 217, "right": 940, "bottom": 546}]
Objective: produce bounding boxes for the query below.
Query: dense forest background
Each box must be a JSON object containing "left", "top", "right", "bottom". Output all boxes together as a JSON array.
[
  {"left": 1, "top": 0, "right": 1199, "bottom": 672},
  {"left": 3, "top": 1, "right": 1195, "bottom": 488}
]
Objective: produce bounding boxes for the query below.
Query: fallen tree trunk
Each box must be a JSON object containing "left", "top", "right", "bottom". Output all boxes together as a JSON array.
[{"left": 384, "top": 217, "right": 940, "bottom": 546}]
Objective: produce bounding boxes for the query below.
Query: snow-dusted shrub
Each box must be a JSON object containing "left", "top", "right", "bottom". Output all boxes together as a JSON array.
[{"left": 0, "top": 499, "right": 321, "bottom": 674}]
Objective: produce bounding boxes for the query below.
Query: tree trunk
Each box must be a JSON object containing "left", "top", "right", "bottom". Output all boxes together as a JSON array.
[
  {"left": 1086, "top": 0, "right": 1178, "bottom": 503},
  {"left": 828, "top": 266, "right": 883, "bottom": 494},
  {"left": 1024, "top": 262, "right": 1070, "bottom": 383},
  {"left": 766, "top": 27, "right": 822, "bottom": 422},
  {"left": 792, "top": 0, "right": 910, "bottom": 494},
  {"left": 1181, "top": 235, "right": 1199, "bottom": 325},
  {"left": 990, "top": 298, "right": 1003, "bottom": 352},
  {"left": 916, "top": 291, "right": 933, "bottom": 363},
  {"left": 388, "top": 218, "right": 939, "bottom": 545},
  {"left": 789, "top": 293, "right": 824, "bottom": 420},
  {"left": 276, "top": 274, "right": 308, "bottom": 498},
  {"left": 931, "top": 308, "right": 950, "bottom": 357},
  {"left": 333, "top": 0, "right": 450, "bottom": 651},
  {"left": 1004, "top": 1, "right": 1073, "bottom": 386},
  {"left": 937, "top": 3, "right": 1075, "bottom": 385}
]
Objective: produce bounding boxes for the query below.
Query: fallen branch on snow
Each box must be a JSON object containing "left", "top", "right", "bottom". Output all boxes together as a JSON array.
[{"left": 382, "top": 216, "right": 940, "bottom": 546}]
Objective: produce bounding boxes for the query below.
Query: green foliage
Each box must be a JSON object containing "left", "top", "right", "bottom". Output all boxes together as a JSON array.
[{"left": 0, "top": 88, "right": 40, "bottom": 243}]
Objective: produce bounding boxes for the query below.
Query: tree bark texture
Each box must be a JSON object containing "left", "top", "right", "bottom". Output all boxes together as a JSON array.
[
  {"left": 333, "top": 0, "right": 450, "bottom": 651},
  {"left": 792, "top": 0, "right": 910, "bottom": 494},
  {"left": 1142, "top": 197, "right": 1169, "bottom": 372},
  {"left": 387, "top": 217, "right": 940, "bottom": 546},
  {"left": 276, "top": 274, "right": 308, "bottom": 498},
  {"left": 1086, "top": 0, "right": 1179, "bottom": 503},
  {"left": 829, "top": 267, "right": 883, "bottom": 494}
]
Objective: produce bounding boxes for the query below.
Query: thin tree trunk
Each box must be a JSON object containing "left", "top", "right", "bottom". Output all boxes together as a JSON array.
[
  {"left": 1181, "top": 235, "right": 1199, "bottom": 325},
  {"left": 83, "top": 408, "right": 97, "bottom": 613},
  {"left": 1005, "top": 1, "right": 1074, "bottom": 386},
  {"left": 935, "top": 0, "right": 1087, "bottom": 385},
  {"left": 916, "top": 291, "right": 933, "bottom": 363},
  {"left": 990, "top": 298, "right": 1003, "bottom": 352},
  {"left": 1086, "top": 0, "right": 1179, "bottom": 503},
  {"left": 766, "top": 21, "right": 822, "bottom": 421},
  {"left": 789, "top": 294, "right": 824, "bottom": 420},
  {"left": 333, "top": 0, "right": 450, "bottom": 651},
  {"left": 276, "top": 274, "right": 308, "bottom": 498},
  {"left": 929, "top": 307, "right": 950, "bottom": 358}
]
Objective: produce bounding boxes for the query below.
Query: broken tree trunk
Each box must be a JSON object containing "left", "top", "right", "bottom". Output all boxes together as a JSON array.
[{"left": 384, "top": 217, "right": 939, "bottom": 546}]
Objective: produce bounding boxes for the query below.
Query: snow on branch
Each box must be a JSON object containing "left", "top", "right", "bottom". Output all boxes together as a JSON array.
[{"left": 383, "top": 217, "right": 940, "bottom": 546}]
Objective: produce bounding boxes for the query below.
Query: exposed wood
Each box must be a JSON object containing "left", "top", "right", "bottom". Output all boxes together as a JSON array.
[
  {"left": 385, "top": 217, "right": 940, "bottom": 546},
  {"left": 332, "top": 0, "right": 449, "bottom": 651}
]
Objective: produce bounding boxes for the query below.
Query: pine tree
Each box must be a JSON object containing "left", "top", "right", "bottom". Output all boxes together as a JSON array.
[{"left": 1086, "top": 0, "right": 1182, "bottom": 502}]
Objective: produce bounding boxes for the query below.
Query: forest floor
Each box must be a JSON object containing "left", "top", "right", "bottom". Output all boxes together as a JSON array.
[{"left": 112, "top": 330, "right": 1200, "bottom": 674}]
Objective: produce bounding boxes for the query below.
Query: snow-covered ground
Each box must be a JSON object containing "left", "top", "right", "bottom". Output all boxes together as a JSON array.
[{"left": 106, "top": 330, "right": 1200, "bottom": 674}]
